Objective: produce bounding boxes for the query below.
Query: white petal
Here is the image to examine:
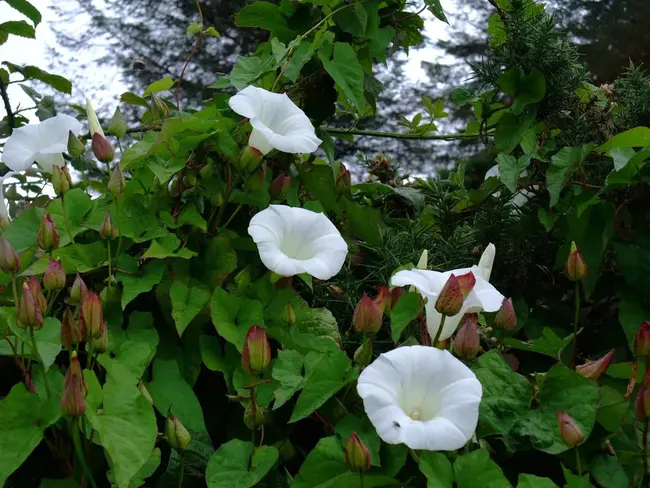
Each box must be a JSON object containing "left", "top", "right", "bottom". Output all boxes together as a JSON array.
[
  {"left": 248, "top": 127, "right": 274, "bottom": 156},
  {"left": 485, "top": 165, "right": 500, "bottom": 179},
  {"left": 86, "top": 99, "right": 105, "bottom": 136},
  {"left": 37, "top": 114, "right": 82, "bottom": 151},
  {"left": 248, "top": 205, "right": 347, "bottom": 279},
  {"left": 33, "top": 151, "right": 64, "bottom": 174},
  {"left": 0, "top": 171, "right": 15, "bottom": 221},
  {"left": 1, "top": 124, "right": 39, "bottom": 171},
  {"left": 471, "top": 275, "right": 505, "bottom": 312},
  {"left": 477, "top": 243, "right": 496, "bottom": 281},
  {"left": 425, "top": 300, "right": 466, "bottom": 341},
  {"left": 390, "top": 269, "right": 447, "bottom": 297},
  {"left": 416, "top": 249, "right": 429, "bottom": 269},
  {"left": 400, "top": 417, "right": 470, "bottom": 450}
]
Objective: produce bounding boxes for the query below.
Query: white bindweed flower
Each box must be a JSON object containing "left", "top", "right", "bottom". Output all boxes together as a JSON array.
[
  {"left": 1, "top": 114, "right": 82, "bottom": 173},
  {"left": 247, "top": 205, "right": 348, "bottom": 280},
  {"left": 357, "top": 346, "right": 482, "bottom": 450},
  {"left": 228, "top": 86, "right": 322, "bottom": 155},
  {"left": 485, "top": 165, "right": 534, "bottom": 209},
  {"left": 390, "top": 246, "right": 503, "bottom": 341},
  {"left": 0, "top": 171, "right": 15, "bottom": 223}
]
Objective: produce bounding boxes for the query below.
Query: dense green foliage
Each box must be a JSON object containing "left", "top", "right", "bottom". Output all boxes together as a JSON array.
[{"left": 2, "top": 0, "right": 650, "bottom": 487}]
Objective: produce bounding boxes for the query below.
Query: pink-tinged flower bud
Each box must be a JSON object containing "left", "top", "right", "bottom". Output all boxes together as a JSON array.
[
  {"left": 67, "top": 131, "right": 85, "bottom": 159},
  {"left": 37, "top": 214, "right": 60, "bottom": 252},
  {"left": 92, "top": 133, "right": 115, "bottom": 163},
  {"left": 336, "top": 164, "right": 351, "bottom": 192},
  {"left": 52, "top": 165, "right": 72, "bottom": 196},
  {"left": 26, "top": 278, "right": 47, "bottom": 313},
  {"left": 456, "top": 271, "right": 476, "bottom": 299},
  {"left": 61, "top": 307, "right": 84, "bottom": 349},
  {"left": 81, "top": 291, "right": 104, "bottom": 339},
  {"left": 454, "top": 313, "right": 480, "bottom": 358},
  {"left": 353, "top": 294, "right": 382, "bottom": 336},
  {"left": 151, "top": 93, "right": 170, "bottom": 120},
  {"left": 390, "top": 287, "right": 405, "bottom": 309},
  {"left": 374, "top": 286, "right": 391, "bottom": 315},
  {"left": 99, "top": 210, "right": 116, "bottom": 240},
  {"left": 0, "top": 237, "right": 20, "bottom": 274},
  {"left": 241, "top": 325, "right": 271, "bottom": 376},
  {"left": 494, "top": 297, "right": 517, "bottom": 331},
  {"left": 108, "top": 163, "right": 126, "bottom": 196},
  {"left": 576, "top": 349, "right": 615, "bottom": 380},
  {"left": 636, "top": 322, "right": 650, "bottom": 358},
  {"left": 354, "top": 338, "right": 373, "bottom": 368},
  {"left": 556, "top": 411, "right": 584, "bottom": 447},
  {"left": 344, "top": 432, "right": 370, "bottom": 472},
  {"left": 18, "top": 282, "right": 43, "bottom": 329},
  {"left": 238, "top": 145, "right": 263, "bottom": 172},
  {"left": 43, "top": 258, "right": 66, "bottom": 292},
  {"left": 60, "top": 351, "right": 86, "bottom": 418},
  {"left": 250, "top": 165, "right": 267, "bottom": 192},
  {"left": 636, "top": 384, "right": 650, "bottom": 421},
  {"left": 282, "top": 302, "right": 296, "bottom": 325},
  {"left": 565, "top": 241, "right": 587, "bottom": 281},
  {"left": 244, "top": 400, "right": 265, "bottom": 430},
  {"left": 165, "top": 413, "right": 191, "bottom": 452},
  {"left": 91, "top": 321, "right": 108, "bottom": 353},
  {"left": 435, "top": 274, "right": 464, "bottom": 316},
  {"left": 70, "top": 274, "right": 88, "bottom": 305},
  {"left": 269, "top": 173, "right": 291, "bottom": 200}
]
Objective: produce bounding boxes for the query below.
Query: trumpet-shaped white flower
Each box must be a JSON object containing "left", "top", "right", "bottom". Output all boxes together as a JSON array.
[
  {"left": 485, "top": 165, "right": 534, "bottom": 209},
  {"left": 357, "top": 346, "right": 482, "bottom": 451},
  {"left": 390, "top": 246, "right": 503, "bottom": 341},
  {"left": 229, "top": 86, "right": 322, "bottom": 155},
  {"left": 1, "top": 114, "right": 82, "bottom": 173},
  {"left": 248, "top": 205, "right": 348, "bottom": 280}
]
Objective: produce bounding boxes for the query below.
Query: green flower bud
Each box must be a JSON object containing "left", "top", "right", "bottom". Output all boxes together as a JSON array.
[
  {"left": 108, "top": 107, "right": 127, "bottom": 138},
  {"left": 37, "top": 214, "right": 60, "bottom": 252},
  {"left": 166, "top": 414, "right": 191, "bottom": 452},
  {"left": 43, "top": 258, "right": 66, "bottom": 292},
  {"left": 52, "top": 165, "right": 72, "bottom": 196}
]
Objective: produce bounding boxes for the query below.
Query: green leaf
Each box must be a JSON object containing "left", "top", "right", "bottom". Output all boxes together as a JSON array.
[
  {"left": 454, "top": 449, "right": 511, "bottom": 488},
  {"left": 235, "top": 1, "right": 295, "bottom": 41},
  {"left": 588, "top": 454, "right": 629, "bottom": 488},
  {"left": 297, "top": 163, "right": 340, "bottom": 215},
  {"left": 159, "top": 431, "right": 214, "bottom": 487},
  {"left": 290, "top": 349, "right": 357, "bottom": 422},
  {"left": 333, "top": 2, "right": 369, "bottom": 37},
  {"left": 381, "top": 444, "right": 407, "bottom": 478},
  {"left": 272, "top": 349, "right": 305, "bottom": 409},
  {"left": 495, "top": 111, "right": 535, "bottom": 155},
  {"left": 47, "top": 188, "right": 93, "bottom": 245},
  {"left": 144, "top": 76, "right": 174, "bottom": 95},
  {"left": 0, "top": 20, "right": 35, "bottom": 38},
  {"left": 608, "top": 147, "right": 636, "bottom": 171},
  {"left": 205, "top": 440, "right": 278, "bottom": 488},
  {"left": 23, "top": 241, "right": 107, "bottom": 276},
  {"left": 419, "top": 452, "right": 454, "bottom": 487},
  {"left": 202, "top": 236, "right": 237, "bottom": 288},
  {"left": 341, "top": 198, "right": 385, "bottom": 247},
  {"left": 596, "top": 386, "right": 627, "bottom": 432},
  {"left": 210, "top": 288, "right": 245, "bottom": 351},
  {"left": 186, "top": 21, "right": 202, "bottom": 38},
  {"left": 0, "top": 383, "right": 61, "bottom": 486},
  {"left": 596, "top": 126, "right": 650, "bottom": 152},
  {"left": 5, "top": 0, "right": 42, "bottom": 26},
  {"left": 146, "top": 358, "right": 207, "bottom": 434},
  {"left": 34, "top": 317, "right": 62, "bottom": 371},
  {"left": 170, "top": 275, "right": 210, "bottom": 336},
  {"left": 2, "top": 62, "right": 71, "bottom": 93},
  {"left": 85, "top": 374, "right": 156, "bottom": 488},
  {"left": 562, "top": 466, "right": 595, "bottom": 488},
  {"left": 518, "top": 68, "right": 546, "bottom": 104},
  {"left": 39, "top": 479, "right": 79, "bottom": 488},
  {"left": 120, "top": 92, "right": 149, "bottom": 108},
  {"left": 141, "top": 234, "right": 196, "bottom": 260},
  {"left": 516, "top": 474, "right": 559, "bottom": 487},
  {"left": 3, "top": 207, "right": 42, "bottom": 251},
  {"left": 546, "top": 145, "right": 591, "bottom": 207},
  {"left": 508, "top": 364, "right": 599, "bottom": 454},
  {"left": 496, "top": 153, "right": 529, "bottom": 193},
  {"left": 125, "top": 448, "right": 160, "bottom": 488},
  {"left": 497, "top": 67, "right": 524, "bottom": 95},
  {"left": 204, "top": 26, "right": 220, "bottom": 37},
  {"left": 335, "top": 413, "right": 381, "bottom": 466},
  {"left": 229, "top": 54, "right": 275, "bottom": 91},
  {"left": 618, "top": 292, "right": 650, "bottom": 353},
  {"left": 111, "top": 312, "right": 159, "bottom": 379},
  {"left": 424, "top": 0, "right": 448, "bottom": 23},
  {"left": 118, "top": 260, "right": 166, "bottom": 309},
  {"left": 390, "top": 291, "right": 420, "bottom": 342},
  {"left": 284, "top": 40, "right": 316, "bottom": 82},
  {"left": 504, "top": 327, "right": 574, "bottom": 359},
  {"left": 294, "top": 307, "right": 341, "bottom": 346},
  {"left": 472, "top": 350, "right": 532, "bottom": 437},
  {"left": 319, "top": 42, "right": 366, "bottom": 112}
]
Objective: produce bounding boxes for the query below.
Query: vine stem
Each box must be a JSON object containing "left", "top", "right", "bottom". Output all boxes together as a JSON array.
[
  {"left": 432, "top": 315, "right": 447, "bottom": 348},
  {"left": 0, "top": 76, "right": 15, "bottom": 133},
  {"left": 178, "top": 452, "right": 186, "bottom": 488},
  {"left": 644, "top": 419, "right": 649, "bottom": 488},
  {"left": 571, "top": 281, "right": 580, "bottom": 369},
  {"left": 176, "top": 0, "right": 204, "bottom": 111},
  {"left": 61, "top": 193, "right": 76, "bottom": 245},
  {"left": 72, "top": 419, "right": 98, "bottom": 488},
  {"left": 575, "top": 446, "right": 583, "bottom": 477},
  {"left": 359, "top": 472, "right": 364, "bottom": 488},
  {"left": 107, "top": 238, "right": 113, "bottom": 291},
  {"left": 222, "top": 203, "right": 243, "bottom": 230}
]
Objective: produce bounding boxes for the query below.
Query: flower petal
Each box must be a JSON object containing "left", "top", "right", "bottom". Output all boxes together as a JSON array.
[
  {"left": 470, "top": 274, "right": 505, "bottom": 312},
  {"left": 1, "top": 124, "right": 39, "bottom": 171},
  {"left": 0, "top": 171, "right": 15, "bottom": 221},
  {"left": 33, "top": 152, "right": 65, "bottom": 174},
  {"left": 478, "top": 243, "right": 496, "bottom": 281},
  {"left": 249, "top": 127, "right": 275, "bottom": 155},
  {"left": 390, "top": 269, "right": 447, "bottom": 297}
]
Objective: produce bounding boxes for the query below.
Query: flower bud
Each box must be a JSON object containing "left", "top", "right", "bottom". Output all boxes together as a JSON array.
[
  {"left": 37, "top": 214, "right": 60, "bottom": 252},
  {"left": 249, "top": 165, "right": 267, "bottom": 192},
  {"left": 241, "top": 325, "right": 271, "bottom": 376},
  {"left": 565, "top": 241, "right": 587, "bottom": 281},
  {"left": 108, "top": 107, "right": 127, "bottom": 138},
  {"left": 86, "top": 98, "right": 105, "bottom": 137},
  {"left": 238, "top": 145, "right": 263, "bottom": 172},
  {"left": 99, "top": 210, "right": 116, "bottom": 240},
  {"left": 494, "top": 297, "right": 517, "bottom": 331},
  {"left": 151, "top": 93, "right": 170, "bottom": 120},
  {"left": 336, "top": 164, "right": 351, "bottom": 192},
  {"left": 636, "top": 383, "right": 650, "bottom": 421},
  {"left": 61, "top": 307, "right": 85, "bottom": 349},
  {"left": 26, "top": 278, "right": 47, "bottom": 313},
  {"left": 478, "top": 243, "right": 496, "bottom": 281},
  {"left": 456, "top": 271, "right": 476, "bottom": 299},
  {"left": 108, "top": 163, "right": 126, "bottom": 196},
  {"left": 344, "top": 432, "right": 370, "bottom": 472},
  {"left": 390, "top": 287, "right": 405, "bottom": 309},
  {"left": 0, "top": 237, "right": 20, "bottom": 274},
  {"left": 67, "top": 131, "right": 85, "bottom": 159},
  {"left": 353, "top": 294, "right": 382, "bottom": 336},
  {"left": 454, "top": 313, "right": 480, "bottom": 358},
  {"left": 435, "top": 274, "right": 464, "bottom": 316},
  {"left": 91, "top": 321, "right": 108, "bottom": 353},
  {"left": 416, "top": 249, "right": 428, "bottom": 270},
  {"left": 166, "top": 414, "right": 191, "bottom": 452},
  {"left": 353, "top": 337, "right": 373, "bottom": 368},
  {"left": 0, "top": 215, "right": 9, "bottom": 232},
  {"left": 269, "top": 173, "right": 291, "bottom": 200},
  {"left": 576, "top": 349, "right": 615, "bottom": 380},
  {"left": 556, "top": 411, "right": 584, "bottom": 447},
  {"left": 18, "top": 281, "right": 43, "bottom": 329},
  {"left": 92, "top": 133, "right": 115, "bottom": 163},
  {"left": 70, "top": 274, "right": 88, "bottom": 305},
  {"left": 52, "top": 165, "right": 72, "bottom": 196},
  {"left": 60, "top": 351, "right": 86, "bottom": 418},
  {"left": 635, "top": 321, "right": 650, "bottom": 358},
  {"left": 244, "top": 400, "right": 265, "bottom": 430},
  {"left": 81, "top": 291, "right": 104, "bottom": 339},
  {"left": 374, "top": 286, "right": 391, "bottom": 315},
  {"left": 282, "top": 302, "right": 296, "bottom": 325},
  {"left": 43, "top": 258, "right": 66, "bottom": 292}
]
